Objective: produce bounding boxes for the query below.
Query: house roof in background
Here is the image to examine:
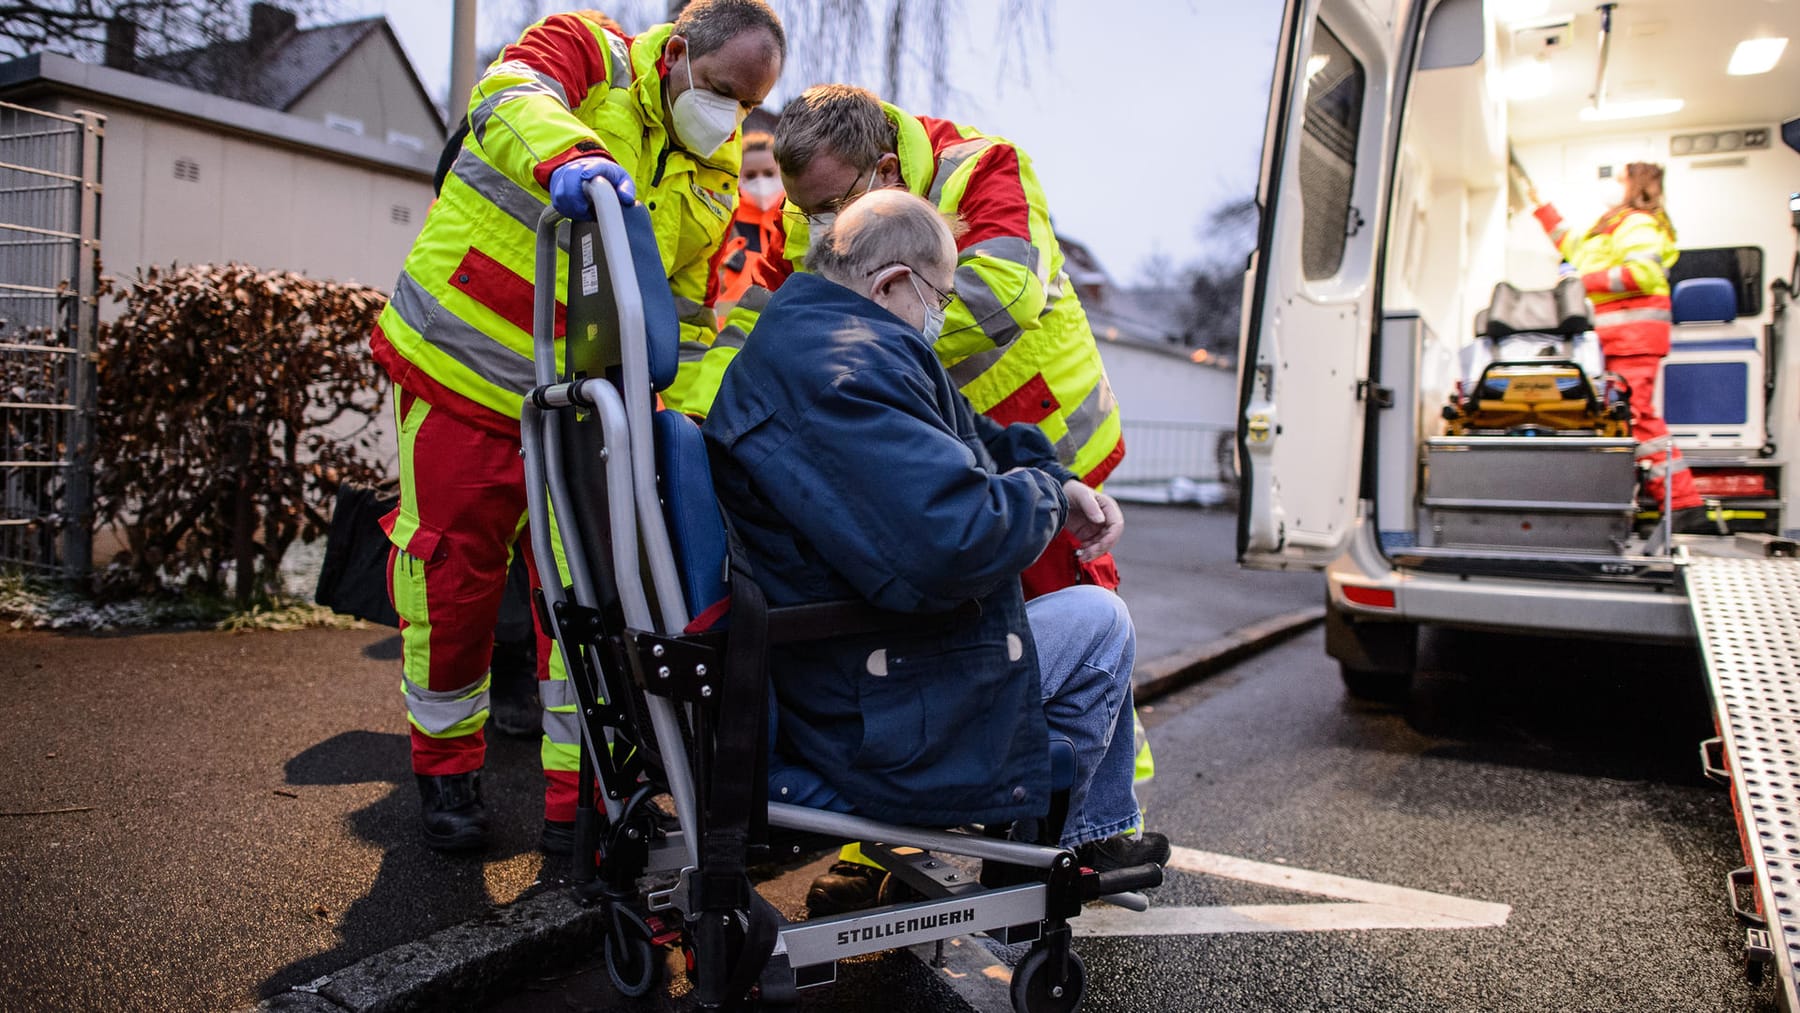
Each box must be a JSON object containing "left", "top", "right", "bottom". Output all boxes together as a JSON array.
[
  {"left": 0, "top": 51, "right": 437, "bottom": 178},
  {"left": 141, "top": 16, "right": 442, "bottom": 131},
  {"left": 1087, "top": 287, "right": 1194, "bottom": 348}
]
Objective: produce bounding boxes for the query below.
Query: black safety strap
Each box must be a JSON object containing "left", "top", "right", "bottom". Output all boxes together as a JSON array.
[{"left": 700, "top": 514, "right": 777, "bottom": 1004}]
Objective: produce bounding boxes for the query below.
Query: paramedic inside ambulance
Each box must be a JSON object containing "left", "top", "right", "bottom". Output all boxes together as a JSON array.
[{"left": 1526, "top": 162, "right": 1709, "bottom": 532}]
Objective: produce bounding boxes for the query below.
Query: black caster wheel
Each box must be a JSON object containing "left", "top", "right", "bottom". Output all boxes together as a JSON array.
[
  {"left": 1009, "top": 944, "right": 1086, "bottom": 1013},
  {"left": 604, "top": 905, "right": 661, "bottom": 998}
]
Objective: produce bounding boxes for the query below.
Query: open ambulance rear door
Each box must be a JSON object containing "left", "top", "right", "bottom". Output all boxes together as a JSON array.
[{"left": 1236, "top": 0, "right": 1480, "bottom": 568}]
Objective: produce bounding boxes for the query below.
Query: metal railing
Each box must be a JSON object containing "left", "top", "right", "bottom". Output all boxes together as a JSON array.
[
  {"left": 0, "top": 100, "right": 101, "bottom": 577},
  {"left": 1109, "top": 419, "right": 1237, "bottom": 488}
]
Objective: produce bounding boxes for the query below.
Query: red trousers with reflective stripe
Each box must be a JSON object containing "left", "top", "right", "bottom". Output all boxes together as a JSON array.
[
  {"left": 385, "top": 387, "right": 579, "bottom": 819},
  {"left": 1607, "top": 352, "right": 1701, "bottom": 511}
]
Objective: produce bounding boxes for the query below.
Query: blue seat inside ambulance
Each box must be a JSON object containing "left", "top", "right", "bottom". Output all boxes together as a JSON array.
[{"left": 1662, "top": 277, "right": 1757, "bottom": 435}]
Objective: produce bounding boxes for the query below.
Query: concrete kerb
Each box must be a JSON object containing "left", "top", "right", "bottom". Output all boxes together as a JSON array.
[
  {"left": 246, "top": 608, "right": 1323, "bottom": 1012},
  {"left": 247, "top": 889, "right": 607, "bottom": 1013},
  {"left": 1132, "top": 605, "right": 1327, "bottom": 704}
]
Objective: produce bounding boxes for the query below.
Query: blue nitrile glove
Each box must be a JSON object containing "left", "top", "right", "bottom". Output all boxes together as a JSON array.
[{"left": 548, "top": 155, "right": 636, "bottom": 220}]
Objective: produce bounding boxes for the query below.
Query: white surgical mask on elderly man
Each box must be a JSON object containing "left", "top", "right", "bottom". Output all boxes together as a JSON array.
[
  {"left": 910, "top": 276, "right": 947, "bottom": 342},
  {"left": 671, "top": 38, "right": 746, "bottom": 158}
]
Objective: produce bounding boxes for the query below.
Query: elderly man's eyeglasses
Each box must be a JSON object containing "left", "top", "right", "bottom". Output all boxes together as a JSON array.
[{"left": 871, "top": 263, "right": 954, "bottom": 310}]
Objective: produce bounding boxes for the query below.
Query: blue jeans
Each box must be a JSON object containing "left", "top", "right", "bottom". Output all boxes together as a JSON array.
[
  {"left": 766, "top": 586, "right": 1141, "bottom": 847},
  {"left": 1030, "top": 585, "right": 1141, "bottom": 848}
]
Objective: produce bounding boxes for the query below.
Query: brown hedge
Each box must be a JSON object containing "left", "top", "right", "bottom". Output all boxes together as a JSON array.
[{"left": 95, "top": 263, "right": 387, "bottom": 598}]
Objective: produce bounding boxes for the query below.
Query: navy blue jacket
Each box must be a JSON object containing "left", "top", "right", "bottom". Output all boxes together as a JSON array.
[{"left": 703, "top": 272, "right": 1073, "bottom": 826}]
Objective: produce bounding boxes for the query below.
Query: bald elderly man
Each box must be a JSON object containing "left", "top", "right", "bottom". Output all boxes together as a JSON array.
[{"left": 701, "top": 189, "right": 1168, "bottom": 877}]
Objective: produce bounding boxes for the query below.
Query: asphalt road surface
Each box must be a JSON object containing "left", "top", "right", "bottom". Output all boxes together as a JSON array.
[{"left": 502, "top": 625, "right": 1776, "bottom": 1012}]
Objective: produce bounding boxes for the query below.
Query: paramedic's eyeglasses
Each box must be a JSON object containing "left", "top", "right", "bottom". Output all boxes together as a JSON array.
[{"left": 798, "top": 165, "right": 880, "bottom": 223}]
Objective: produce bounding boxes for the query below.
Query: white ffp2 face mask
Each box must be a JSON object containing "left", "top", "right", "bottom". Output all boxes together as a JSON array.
[
  {"left": 740, "top": 176, "right": 784, "bottom": 210},
  {"left": 671, "top": 39, "right": 746, "bottom": 158}
]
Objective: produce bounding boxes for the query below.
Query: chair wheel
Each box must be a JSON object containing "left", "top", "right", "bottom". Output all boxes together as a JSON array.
[
  {"left": 1009, "top": 944, "right": 1087, "bottom": 1013},
  {"left": 604, "top": 905, "right": 661, "bottom": 998}
]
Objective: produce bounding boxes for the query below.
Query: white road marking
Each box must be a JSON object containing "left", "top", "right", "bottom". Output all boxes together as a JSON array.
[{"left": 914, "top": 844, "right": 1511, "bottom": 1000}]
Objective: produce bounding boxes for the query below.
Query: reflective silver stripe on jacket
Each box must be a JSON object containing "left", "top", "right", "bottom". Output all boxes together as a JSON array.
[
  {"left": 602, "top": 33, "right": 632, "bottom": 87},
  {"left": 927, "top": 137, "right": 994, "bottom": 205},
  {"left": 947, "top": 344, "right": 1008, "bottom": 388},
  {"left": 953, "top": 265, "right": 1025, "bottom": 348},
  {"left": 966, "top": 236, "right": 1042, "bottom": 277},
  {"left": 451, "top": 147, "right": 544, "bottom": 232},
  {"left": 1593, "top": 305, "right": 1673, "bottom": 325},
  {"left": 1635, "top": 436, "right": 1673, "bottom": 458},
  {"left": 470, "top": 80, "right": 565, "bottom": 145},
  {"left": 1647, "top": 458, "right": 1690, "bottom": 479},
  {"left": 391, "top": 271, "right": 539, "bottom": 395},
  {"left": 1051, "top": 376, "right": 1119, "bottom": 464},
  {"left": 405, "top": 679, "right": 488, "bottom": 736},
  {"left": 674, "top": 294, "right": 714, "bottom": 330}
]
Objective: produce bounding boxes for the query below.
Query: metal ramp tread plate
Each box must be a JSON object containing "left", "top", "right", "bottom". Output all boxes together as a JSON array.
[{"left": 1685, "top": 556, "right": 1800, "bottom": 1011}]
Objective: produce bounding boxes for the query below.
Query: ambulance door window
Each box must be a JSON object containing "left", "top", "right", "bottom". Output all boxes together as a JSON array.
[{"left": 1298, "top": 24, "right": 1365, "bottom": 281}]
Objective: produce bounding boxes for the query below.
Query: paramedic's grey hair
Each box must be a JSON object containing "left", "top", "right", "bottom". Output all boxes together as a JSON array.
[
  {"left": 773, "top": 84, "right": 896, "bottom": 177},
  {"left": 674, "top": 0, "right": 787, "bottom": 62},
  {"left": 810, "top": 190, "right": 967, "bottom": 289}
]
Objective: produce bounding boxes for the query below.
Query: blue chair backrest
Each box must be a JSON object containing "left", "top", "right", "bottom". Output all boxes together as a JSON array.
[
  {"left": 1671, "top": 277, "right": 1737, "bottom": 324},
  {"left": 653, "top": 408, "right": 730, "bottom": 630},
  {"left": 622, "top": 203, "right": 682, "bottom": 392}
]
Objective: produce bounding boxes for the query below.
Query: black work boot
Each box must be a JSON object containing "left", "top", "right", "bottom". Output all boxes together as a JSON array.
[
  {"left": 1074, "top": 830, "right": 1171, "bottom": 873},
  {"left": 417, "top": 771, "right": 488, "bottom": 852},
  {"left": 488, "top": 638, "right": 541, "bottom": 739},
  {"left": 804, "top": 862, "right": 886, "bottom": 917},
  {"left": 540, "top": 818, "right": 576, "bottom": 858}
]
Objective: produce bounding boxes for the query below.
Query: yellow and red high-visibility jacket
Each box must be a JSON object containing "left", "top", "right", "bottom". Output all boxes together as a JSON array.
[
  {"left": 1534, "top": 202, "right": 1680, "bottom": 358},
  {"left": 371, "top": 15, "right": 739, "bottom": 426},
  {"left": 676, "top": 104, "right": 1125, "bottom": 485}
]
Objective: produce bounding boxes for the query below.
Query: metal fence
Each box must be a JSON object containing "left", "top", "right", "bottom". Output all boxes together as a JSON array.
[
  {"left": 0, "top": 101, "right": 101, "bottom": 578},
  {"left": 1109, "top": 419, "right": 1238, "bottom": 487}
]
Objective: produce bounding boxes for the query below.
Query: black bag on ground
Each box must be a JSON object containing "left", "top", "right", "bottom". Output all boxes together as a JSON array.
[{"left": 316, "top": 479, "right": 401, "bottom": 627}]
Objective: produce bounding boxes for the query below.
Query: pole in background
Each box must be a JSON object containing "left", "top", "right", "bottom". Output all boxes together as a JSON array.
[
  {"left": 450, "top": 0, "right": 478, "bottom": 122},
  {"left": 63, "top": 110, "right": 104, "bottom": 583}
]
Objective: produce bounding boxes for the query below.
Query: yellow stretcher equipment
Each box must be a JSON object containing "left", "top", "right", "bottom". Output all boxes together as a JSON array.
[{"left": 1442, "top": 279, "right": 1633, "bottom": 438}]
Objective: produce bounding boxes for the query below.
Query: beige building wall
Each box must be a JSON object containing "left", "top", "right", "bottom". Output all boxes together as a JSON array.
[
  {"left": 37, "top": 96, "right": 430, "bottom": 316},
  {"left": 287, "top": 31, "right": 444, "bottom": 153}
]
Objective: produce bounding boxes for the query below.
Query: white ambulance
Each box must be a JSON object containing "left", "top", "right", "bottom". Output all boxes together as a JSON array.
[{"left": 1239, "top": 0, "right": 1800, "bottom": 698}]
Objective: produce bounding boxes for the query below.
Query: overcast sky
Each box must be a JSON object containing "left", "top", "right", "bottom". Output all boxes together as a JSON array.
[{"left": 342, "top": 0, "right": 1285, "bottom": 285}]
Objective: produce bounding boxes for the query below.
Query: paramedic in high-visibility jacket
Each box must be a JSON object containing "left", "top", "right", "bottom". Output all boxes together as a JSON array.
[
  {"left": 673, "top": 83, "right": 1126, "bottom": 598},
  {"left": 1529, "top": 161, "right": 1704, "bottom": 527},
  {"left": 369, "top": 1, "right": 784, "bottom": 853}
]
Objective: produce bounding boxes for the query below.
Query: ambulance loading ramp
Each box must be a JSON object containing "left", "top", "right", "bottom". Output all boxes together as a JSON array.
[{"left": 1684, "top": 552, "right": 1800, "bottom": 1008}]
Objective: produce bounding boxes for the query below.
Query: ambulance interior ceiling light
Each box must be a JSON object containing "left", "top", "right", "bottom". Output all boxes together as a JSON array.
[
  {"left": 1578, "top": 98, "right": 1685, "bottom": 122},
  {"left": 1728, "top": 37, "right": 1788, "bottom": 77}
]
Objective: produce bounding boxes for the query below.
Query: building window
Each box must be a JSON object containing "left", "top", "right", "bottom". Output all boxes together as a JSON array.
[
  {"left": 390, "top": 204, "right": 412, "bottom": 225},
  {"left": 173, "top": 157, "right": 200, "bottom": 182},
  {"left": 325, "top": 113, "right": 365, "bottom": 136},
  {"left": 386, "top": 130, "right": 425, "bottom": 153}
]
